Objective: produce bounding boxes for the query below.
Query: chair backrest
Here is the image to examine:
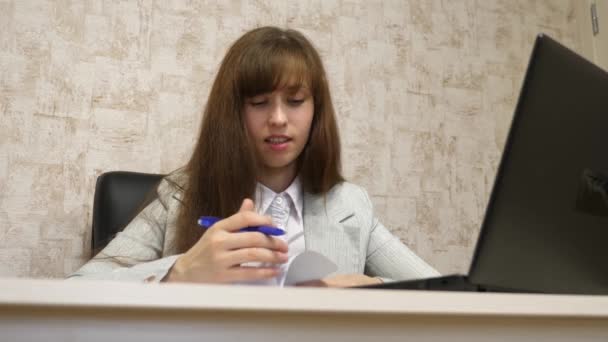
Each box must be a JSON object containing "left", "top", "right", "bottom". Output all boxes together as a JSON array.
[{"left": 92, "top": 171, "right": 165, "bottom": 254}]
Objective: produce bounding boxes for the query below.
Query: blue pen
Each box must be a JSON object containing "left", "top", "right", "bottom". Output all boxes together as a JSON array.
[{"left": 198, "top": 216, "right": 286, "bottom": 236}]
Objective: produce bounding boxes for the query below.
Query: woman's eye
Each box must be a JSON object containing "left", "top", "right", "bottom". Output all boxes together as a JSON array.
[
  {"left": 250, "top": 100, "right": 268, "bottom": 106},
  {"left": 288, "top": 98, "right": 305, "bottom": 105}
]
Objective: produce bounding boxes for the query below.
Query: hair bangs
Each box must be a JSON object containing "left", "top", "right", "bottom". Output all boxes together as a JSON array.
[{"left": 238, "top": 44, "right": 312, "bottom": 99}]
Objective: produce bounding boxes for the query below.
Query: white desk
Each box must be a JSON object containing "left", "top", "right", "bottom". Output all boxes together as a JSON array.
[{"left": 1, "top": 278, "right": 607, "bottom": 341}]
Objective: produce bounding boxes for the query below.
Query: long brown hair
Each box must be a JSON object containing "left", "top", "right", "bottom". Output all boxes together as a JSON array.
[{"left": 175, "top": 26, "right": 344, "bottom": 252}]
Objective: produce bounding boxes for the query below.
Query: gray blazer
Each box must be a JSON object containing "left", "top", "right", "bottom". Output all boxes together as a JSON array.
[{"left": 69, "top": 173, "right": 440, "bottom": 283}]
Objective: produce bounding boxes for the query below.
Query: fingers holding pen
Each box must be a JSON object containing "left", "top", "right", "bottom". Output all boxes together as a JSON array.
[
  {"left": 219, "top": 247, "right": 288, "bottom": 268},
  {"left": 209, "top": 205, "right": 274, "bottom": 234},
  {"left": 222, "top": 232, "right": 288, "bottom": 252},
  {"left": 165, "top": 198, "right": 289, "bottom": 283}
]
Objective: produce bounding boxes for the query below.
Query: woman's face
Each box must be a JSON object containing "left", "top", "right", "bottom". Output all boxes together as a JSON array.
[{"left": 244, "top": 84, "right": 314, "bottom": 178}]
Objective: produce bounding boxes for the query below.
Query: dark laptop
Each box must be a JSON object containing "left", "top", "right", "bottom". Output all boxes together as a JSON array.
[{"left": 360, "top": 34, "right": 608, "bottom": 295}]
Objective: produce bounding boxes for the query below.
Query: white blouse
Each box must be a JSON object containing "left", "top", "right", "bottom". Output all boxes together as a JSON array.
[
  {"left": 255, "top": 177, "right": 305, "bottom": 258},
  {"left": 243, "top": 177, "right": 305, "bottom": 286}
]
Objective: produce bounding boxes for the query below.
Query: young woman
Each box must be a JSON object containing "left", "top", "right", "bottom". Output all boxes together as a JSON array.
[{"left": 70, "top": 26, "right": 439, "bottom": 287}]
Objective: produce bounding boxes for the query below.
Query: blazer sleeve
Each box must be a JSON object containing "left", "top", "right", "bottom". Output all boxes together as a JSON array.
[
  {"left": 361, "top": 189, "right": 441, "bottom": 281},
  {"left": 67, "top": 179, "right": 181, "bottom": 283}
]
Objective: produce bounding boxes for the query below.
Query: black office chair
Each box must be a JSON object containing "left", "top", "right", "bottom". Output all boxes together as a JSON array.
[{"left": 91, "top": 171, "right": 165, "bottom": 256}]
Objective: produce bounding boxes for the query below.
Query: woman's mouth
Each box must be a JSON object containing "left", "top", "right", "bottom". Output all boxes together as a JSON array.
[{"left": 265, "top": 136, "right": 291, "bottom": 151}]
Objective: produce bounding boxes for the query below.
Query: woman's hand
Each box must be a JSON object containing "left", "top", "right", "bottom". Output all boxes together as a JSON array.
[
  {"left": 296, "top": 274, "right": 383, "bottom": 288},
  {"left": 164, "top": 199, "right": 289, "bottom": 283}
]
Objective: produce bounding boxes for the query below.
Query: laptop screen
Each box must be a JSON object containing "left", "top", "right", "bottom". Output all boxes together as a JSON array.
[{"left": 469, "top": 34, "right": 608, "bottom": 294}]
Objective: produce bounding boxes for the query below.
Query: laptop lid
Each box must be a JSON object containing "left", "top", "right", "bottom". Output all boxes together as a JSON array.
[{"left": 468, "top": 34, "right": 608, "bottom": 295}]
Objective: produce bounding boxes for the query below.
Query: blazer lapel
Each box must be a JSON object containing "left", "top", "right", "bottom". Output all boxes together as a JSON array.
[{"left": 303, "top": 190, "right": 361, "bottom": 274}]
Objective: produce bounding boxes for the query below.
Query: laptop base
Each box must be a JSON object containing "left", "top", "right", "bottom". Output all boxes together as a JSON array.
[{"left": 357, "top": 275, "right": 537, "bottom": 293}]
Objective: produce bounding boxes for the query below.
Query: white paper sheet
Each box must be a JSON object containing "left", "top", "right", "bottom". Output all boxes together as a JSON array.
[{"left": 279, "top": 250, "right": 337, "bottom": 287}]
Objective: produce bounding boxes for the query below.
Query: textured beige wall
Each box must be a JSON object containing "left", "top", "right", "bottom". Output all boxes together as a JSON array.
[{"left": 0, "top": 0, "right": 581, "bottom": 278}]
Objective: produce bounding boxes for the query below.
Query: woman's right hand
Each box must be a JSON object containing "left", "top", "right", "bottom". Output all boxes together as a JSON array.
[{"left": 163, "top": 199, "right": 289, "bottom": 283}]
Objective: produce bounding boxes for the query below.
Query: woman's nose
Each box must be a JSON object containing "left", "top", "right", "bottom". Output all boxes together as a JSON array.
[{"left": 268, "top": 103, "right": 287, "bottom": 126}]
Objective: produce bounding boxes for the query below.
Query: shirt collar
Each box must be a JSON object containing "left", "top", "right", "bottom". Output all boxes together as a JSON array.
[{"left": 255, "top": 177, "right": 303, "bottom": 224}]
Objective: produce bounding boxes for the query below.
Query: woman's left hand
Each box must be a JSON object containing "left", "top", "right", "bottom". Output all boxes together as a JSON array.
[{"left": 296, "top": 274, "right": 383, "bottom": 288}]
